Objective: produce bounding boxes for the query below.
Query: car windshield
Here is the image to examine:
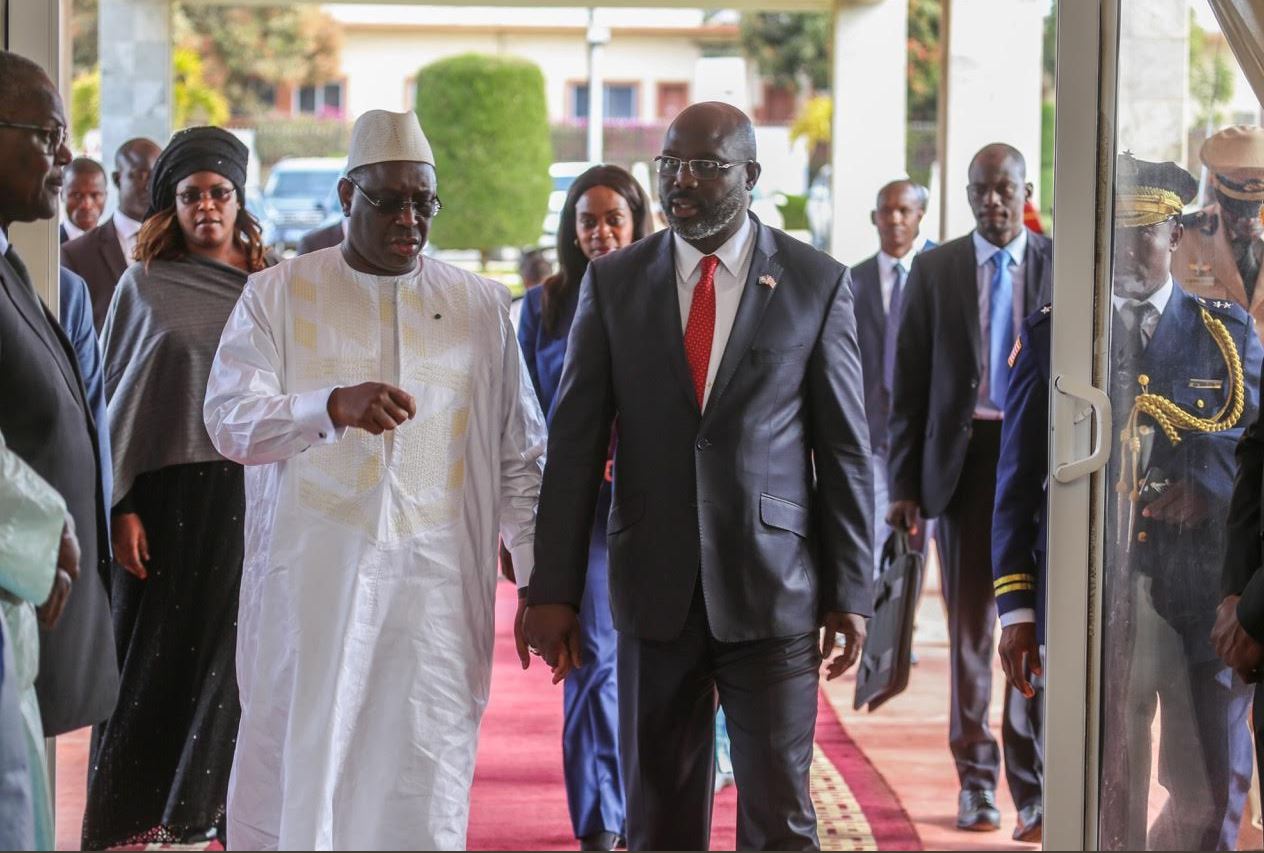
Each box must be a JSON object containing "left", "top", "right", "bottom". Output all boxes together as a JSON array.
[{"left": 269, "top": 171, "right": 340, "bottom": 198}]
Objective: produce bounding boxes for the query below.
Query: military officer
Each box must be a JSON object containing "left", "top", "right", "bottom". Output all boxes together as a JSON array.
[
  {"left": 992, "top": 154, "right": 1263, "bottom": 850},
  {"left": 1173, "top": 125, "right": 1264, "bottom": 340}
]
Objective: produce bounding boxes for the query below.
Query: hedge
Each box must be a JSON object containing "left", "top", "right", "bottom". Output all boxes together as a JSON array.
[{"left": 416, "top": 54, "right": 553, "bottom": 253}]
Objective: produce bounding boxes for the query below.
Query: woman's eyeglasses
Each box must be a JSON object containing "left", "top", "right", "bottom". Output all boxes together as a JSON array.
[{"left": 176, "top": 186, "right": 237, "bottom": 206}]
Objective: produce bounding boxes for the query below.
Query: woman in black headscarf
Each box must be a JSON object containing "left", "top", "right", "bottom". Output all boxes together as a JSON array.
[{"left": 83, "top": 126, "right": 269, "bottom": 850}]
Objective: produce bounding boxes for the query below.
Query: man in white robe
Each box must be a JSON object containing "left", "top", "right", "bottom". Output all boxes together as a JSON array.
[{"left": 204, "top": 109, "right": 546, "bottom": 851}]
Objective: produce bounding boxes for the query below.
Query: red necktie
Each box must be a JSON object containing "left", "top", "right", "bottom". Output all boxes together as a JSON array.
[{"left": 684, "top": 255, "right": 719, "bottom": 408}]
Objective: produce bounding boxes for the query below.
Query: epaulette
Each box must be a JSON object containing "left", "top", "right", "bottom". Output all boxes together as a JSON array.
[{"left": 1194, "top": 294, "right": 1249, "bottom": 324}]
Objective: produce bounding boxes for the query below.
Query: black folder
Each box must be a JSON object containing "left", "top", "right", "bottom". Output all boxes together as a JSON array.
[{"left": 853, "top": 530, "right": 924, "bottom": 712}]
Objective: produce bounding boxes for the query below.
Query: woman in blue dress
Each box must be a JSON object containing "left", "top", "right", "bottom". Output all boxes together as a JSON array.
[{"left": 518, "top": 165, "right": 654, "bottom": 851}]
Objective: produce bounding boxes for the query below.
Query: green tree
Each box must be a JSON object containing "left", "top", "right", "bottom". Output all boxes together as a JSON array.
[
  {"left": 1189, "top": 9, "right": 1235, "bottom": 127},
  {"left": 70, "top": 49, "right": 229, "bottom": 146},
  {"left": 907, "top": 0, "right": 941, "bottom": 122},
  {"left": 173, "top": 4, "right": 341, "bottom": 118},
  {"left": 739, "top": 13, "right": 830, "bottom": 93},
  {"left": 415, "top": 54, "right": 552, "bottom": 262}
]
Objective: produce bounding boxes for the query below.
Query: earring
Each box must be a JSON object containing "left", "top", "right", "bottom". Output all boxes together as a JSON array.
[{"left": 573, "top": 238, "right": 580, "bottom": 247}]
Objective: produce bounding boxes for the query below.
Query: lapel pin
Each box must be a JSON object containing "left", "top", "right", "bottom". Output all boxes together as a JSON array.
[{"left": 758, "top": 274, "right": 777, "bottom": 290}]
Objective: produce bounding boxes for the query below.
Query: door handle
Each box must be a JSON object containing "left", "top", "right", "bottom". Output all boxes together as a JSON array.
[{"left": 1052, "top": 375, "right": 1112, "bottom": 484}]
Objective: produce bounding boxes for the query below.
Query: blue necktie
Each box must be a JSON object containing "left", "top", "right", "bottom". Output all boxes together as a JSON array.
[
  {"left": 988, "top": 248, "right": 1014, "bottom": 410},
  {"left": 882, "top": 261, "right": 906, "bottom": 393}
]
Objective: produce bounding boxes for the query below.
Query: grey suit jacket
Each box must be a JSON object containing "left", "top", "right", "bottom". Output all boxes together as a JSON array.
[
  {"left": 0, "top": 249, "right": 118, "bottom": 735},
  {"left": 61, "top": 218, "right": 128, "bottom": 332},
  {"left": 887, "top": 229, "right": 1053, "bottom": 517},
  {"left": 296, "top": 221, "right": 344, "bottom": 255},
  {"left": 529, "top": 215, "right": 874, "bottom": 642}
]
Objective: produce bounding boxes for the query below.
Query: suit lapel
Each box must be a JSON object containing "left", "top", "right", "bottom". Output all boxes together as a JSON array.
[
  {"left": 956, "top": 238, "right": 983, "bottom": 366},
  {"left": 101, "top": 220, "right": 127, "bottom": 279},
  {"left": 704, "top": 221, "right": 780, "bottom": 418},
  {"left": 0, "top": 253, "right": 85, "bottom": 405},
  {"left": 858, "top": 261, "right": 886, "bottom": 339},
  {"left": 647, "top": 232, "right": 700, "bottom": 414},
  {"left": 1023, "top": 232, "right": 1049, "bottom": 313}
]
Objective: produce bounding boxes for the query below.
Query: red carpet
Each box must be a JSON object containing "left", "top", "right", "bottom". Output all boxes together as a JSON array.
[{"left": 468, "top": 581, "right": 921, "bottom": 851}]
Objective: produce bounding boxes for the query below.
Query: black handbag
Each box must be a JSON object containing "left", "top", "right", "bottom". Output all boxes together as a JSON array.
[{"left": 853, "top": 529, "right": 924, "bottom": 712}]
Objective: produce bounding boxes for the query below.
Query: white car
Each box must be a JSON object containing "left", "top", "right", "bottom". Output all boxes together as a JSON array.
[{"left": 541, "top": 161, "right": 595, "bottom": 244}]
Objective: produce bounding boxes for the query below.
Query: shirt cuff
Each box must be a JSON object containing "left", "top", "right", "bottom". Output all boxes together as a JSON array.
[
  {"left": 510, "top": 541, "right": 535, "bottom": 590},
  {"left": 999, "top": 608, "right": 1037, "bottom": 627},
  {"left": 293, "top": 387, "right": 344, "bottom": 447}
]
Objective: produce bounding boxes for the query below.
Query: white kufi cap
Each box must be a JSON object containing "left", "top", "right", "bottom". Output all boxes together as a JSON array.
[{"left": 346, "top": 109, "right": 435, "bottom": 172}]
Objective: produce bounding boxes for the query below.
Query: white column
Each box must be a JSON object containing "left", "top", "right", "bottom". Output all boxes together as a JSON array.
[
  {"left": 100, "top": 0, "right": 172, "bottom": 176},
  {"left": 4, "top": 0, "right": 68, "bottom": 309},
  {"left": 1117, "top": 0, "right": 1188, "bottom": 162},
  {"left": 586, "top": 9, "right": 609, "bottom": 164},
  {"left": 938, "top": 0, "right": 1044, "bottom": 241},
  {"left": 830, "top": 0, "right": 908, "bottom": 264}
]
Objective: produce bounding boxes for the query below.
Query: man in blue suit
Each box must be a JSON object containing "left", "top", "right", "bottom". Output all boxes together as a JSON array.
[
  {"left": 850, "top": 179, "right": 932, "bottom": 572},
  {"left": 994, "top": 154, "right": 1261, "bottom": 850}
]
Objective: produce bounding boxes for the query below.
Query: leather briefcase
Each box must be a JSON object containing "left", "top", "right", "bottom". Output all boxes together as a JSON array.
[{"left": 853, "top": 530, "right": 924, "bottom": 711}]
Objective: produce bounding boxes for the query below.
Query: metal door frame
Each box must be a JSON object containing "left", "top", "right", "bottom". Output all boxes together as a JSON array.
[{"left": 1044, "top": 0, "right": 1122, "bottom": 849}]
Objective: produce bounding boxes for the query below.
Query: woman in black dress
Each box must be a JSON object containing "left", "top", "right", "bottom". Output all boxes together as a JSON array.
[{"left": 84, "top": 127, "right": 269, "bottom": 849}]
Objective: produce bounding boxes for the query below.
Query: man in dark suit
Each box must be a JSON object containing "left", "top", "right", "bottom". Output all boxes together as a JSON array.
[
  {"left": 524, "top": 102, "right": 874, "bottom": 850},
  {"left": 295, "top": 219, "right": 344, "bottom": 255},
  {"left": 61, "top": 137, "right": 161, "bottom": 331},
  {"left": 887, "top": 143, "right": 1049, "bottom": 837},
  {"left": 850, "top": 178, "right": 932, "bottom": 572},
  {"left": 0, "top": 50, "right": 118, "bottom": 737},
  {"left": 59, "top": 157, "right": 107, "bottom": 244}
]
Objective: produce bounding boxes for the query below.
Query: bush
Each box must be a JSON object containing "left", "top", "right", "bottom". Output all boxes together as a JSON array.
[
  {"left": 776, "top": 193, "right": 809, "bottom": 231},
  {"left": 416, "top": 54, "right": 552, "bottom": 254},
  {"left": 251, "top": 117, "right": 351, "bottom": 172}
]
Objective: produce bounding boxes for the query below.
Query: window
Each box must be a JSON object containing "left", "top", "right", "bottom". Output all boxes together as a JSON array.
[
  {"left": 657, "top": 83, "right": 689, "bottom": 121},
  {"left": 571, "top": 83, "right": 639, "bottom": 121},
  {"left": 293, "top": 82, "right": 345, "bottom": 118}
]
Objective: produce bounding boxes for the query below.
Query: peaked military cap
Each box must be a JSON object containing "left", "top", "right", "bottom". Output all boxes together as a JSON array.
[{"left": 1115, "top": 152, "right": 1198, "bottom": 227}]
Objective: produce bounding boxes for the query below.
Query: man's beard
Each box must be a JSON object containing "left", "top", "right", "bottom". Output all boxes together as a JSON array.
[{"left": 667, "top": 184, "right": 749, "bottom": 241}]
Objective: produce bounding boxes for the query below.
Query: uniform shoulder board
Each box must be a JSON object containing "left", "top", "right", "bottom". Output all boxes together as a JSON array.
[{"left": 1194, "top": 294, "right": 1249, "bottom": 323}]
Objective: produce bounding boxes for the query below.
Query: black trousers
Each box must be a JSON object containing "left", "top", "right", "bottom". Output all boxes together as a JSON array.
[
  {"left": 933, "top": 419, "right": 1044, "bottom": 807},
  {"left": 617, "top": 585, "right": 821, "bottom": 851}
]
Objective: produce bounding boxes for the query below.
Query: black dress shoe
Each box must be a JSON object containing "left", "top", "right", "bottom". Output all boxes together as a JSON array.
[
  {"left": 580, "top": 830, "right": 623, "bottom": 851},
  {"left": 956, "top": 789, "right": 1001, "bottom": 832},
  {"left": 1013, "top": 803, "right": 1043, "bottom": 842}
]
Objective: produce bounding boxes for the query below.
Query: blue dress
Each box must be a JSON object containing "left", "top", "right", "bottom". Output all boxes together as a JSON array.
[{"left": 519, "top": 285, "right": 625, "bottom": 839}]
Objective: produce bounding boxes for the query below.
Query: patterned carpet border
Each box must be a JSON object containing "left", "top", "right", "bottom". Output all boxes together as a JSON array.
[{"left": 814, "top": 690, "right": 923, "bottom": 851}]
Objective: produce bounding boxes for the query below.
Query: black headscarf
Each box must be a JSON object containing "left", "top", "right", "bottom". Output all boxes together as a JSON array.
[{"left": 146, "top": 126, "right": 249, "bottom": 219}]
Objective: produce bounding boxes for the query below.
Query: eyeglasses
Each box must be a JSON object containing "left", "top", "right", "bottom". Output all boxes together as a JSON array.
[
  {"left": 0, "top": 121, "right": 68, "bottom": 156},
  {"left": 967, "top": 181, "right": 1022, "bottom": 202},
  {"left": 653, "top": 155, "right": 754, "bottom": 181},
  {"left": 176, "top": 186, "right": 237, "bottom": 206},
  {"left": 346, "top": 178, "right": 442, "bottom": 218}
]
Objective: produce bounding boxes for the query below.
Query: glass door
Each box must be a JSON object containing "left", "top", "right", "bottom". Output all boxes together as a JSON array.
[{"left": 1046, "top": 1, "right": 1264, "bottom": 849}]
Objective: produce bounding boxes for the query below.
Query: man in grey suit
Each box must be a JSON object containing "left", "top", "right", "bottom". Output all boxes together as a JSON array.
[
  {"left": 525, "top": 102, "right": 874, "bottom": 850},
  {"left": 295, "top": 219, "right": 344, "bottom": 255},
  {"left": 850, "top": 178, "right": 932, "bottom": 572},
  {"left": 0, "top": 51, "right": 118, "bottom": 740},
  {"left": 887, "top": 143, "right": 1048, "bottom": 839},
  {"left": 61, "top": 137, "right": 160, "bottom": 331}
]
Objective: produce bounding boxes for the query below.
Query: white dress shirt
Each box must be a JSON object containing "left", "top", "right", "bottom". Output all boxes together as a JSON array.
[
  {"left": 112, "top": 211, "right": 142, "bottom": 263},
  {"left": 673, "top": 214, "right": 757, "bottom": 409},
  {"left": 973, "top": 228, "right": 1029, "bottom": 419},
  {"left": 61, "top": 219, "right": 85, "bottom": 242},
  {"left": 1111, "top": 275, "right": 1174, "bottom": 331}
]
